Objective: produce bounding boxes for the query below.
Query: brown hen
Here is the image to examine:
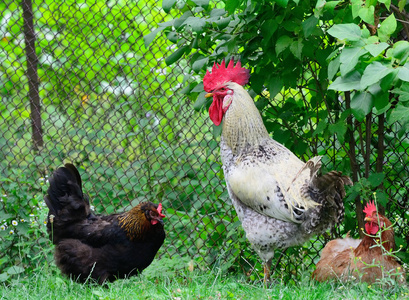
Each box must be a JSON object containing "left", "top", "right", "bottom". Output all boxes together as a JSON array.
[{"left": 312, "top": 201, "right": 405, "bottom": 284}]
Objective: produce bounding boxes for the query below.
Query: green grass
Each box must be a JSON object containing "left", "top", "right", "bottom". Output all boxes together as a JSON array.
[{"left": 1, "top": 265, "right": 408, "bottom": 300}]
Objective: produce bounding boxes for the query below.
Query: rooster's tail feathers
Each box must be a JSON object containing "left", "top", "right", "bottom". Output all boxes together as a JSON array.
[
  {"left": 45, "top": 164, "right": 89, "bottom": 222},
  {"left": 301, "top": 171, "right": 352, "bottom": 233}
]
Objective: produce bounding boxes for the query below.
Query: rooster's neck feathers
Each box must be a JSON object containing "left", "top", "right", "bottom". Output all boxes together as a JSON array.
[
  {"left": 118, "top": 204, "right": 152, "bottom": 240},
  {"left": 222, "top": 82, "right": 270, "bottom": 154}
]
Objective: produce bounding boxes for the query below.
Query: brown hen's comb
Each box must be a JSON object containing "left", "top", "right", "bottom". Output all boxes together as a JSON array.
[
  {"left": 157, "top": 203, "right": 166, "bottom": 218},
  {"left": 363, "top": 200, "right": 377, "bottom": 216},
  {"left": 203, "top": 59, "right": 250, "bottom": 92}
]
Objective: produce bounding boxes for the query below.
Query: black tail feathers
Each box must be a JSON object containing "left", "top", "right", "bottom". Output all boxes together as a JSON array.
[{"left": 45, "top": 164, "right": 90, "bottom": 224}]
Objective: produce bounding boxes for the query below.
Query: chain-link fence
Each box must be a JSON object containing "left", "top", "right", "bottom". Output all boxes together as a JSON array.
[{"left": 1, "top": 0, "right": 408, "bottom": 282}]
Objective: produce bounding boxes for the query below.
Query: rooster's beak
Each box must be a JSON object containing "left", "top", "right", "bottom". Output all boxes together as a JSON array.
[
  {"left": 205, "top": 93, "right": 213, "bottom": 98},
  {"left": 364, "top": 216, "right": 372, "bottom": 222}
]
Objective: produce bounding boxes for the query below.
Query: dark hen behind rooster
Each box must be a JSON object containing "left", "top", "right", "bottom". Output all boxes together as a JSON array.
[{"left": 45, "top": 164, "right": 165, "bottom": 284}]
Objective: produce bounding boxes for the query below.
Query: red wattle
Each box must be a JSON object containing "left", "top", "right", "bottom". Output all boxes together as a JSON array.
[
  {"left": 209, "top": 97, "right": 223, "bottom": 126},
  {"left": 365, "top": 222, "right": 379, "bottom": 235}
]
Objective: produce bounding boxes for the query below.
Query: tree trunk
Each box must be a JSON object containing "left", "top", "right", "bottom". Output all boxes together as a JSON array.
[
  {"left": 345, "top": 92, "right": 365, "bottom": 238},
  {"left": 376, "top": 113, "right": 385, "bottom": 215},
  {"left": 22, "top": 0, "right": 43, "bottom": 150}
]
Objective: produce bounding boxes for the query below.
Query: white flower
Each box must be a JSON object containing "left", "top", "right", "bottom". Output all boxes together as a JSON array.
[
  {"left": 12, "top": 220, "right": 18, "bottom": 226},
  {"left": 9, "top": 230, "right": 14, "bottom": 234},
  {"left": 0, "top": 225, "right": 5, "bottom": 230},
  {"left": 29, "top": 214, "right": 34, "bottom": 217},
  {"left": 90, "top": 205, "right": 95, "bottom": 211},
  {"left": 20, "top": 219, "right": 25, "bottom": 223},
  {"left": 39, "top": 177, "right": 45, "bottom": 181}
]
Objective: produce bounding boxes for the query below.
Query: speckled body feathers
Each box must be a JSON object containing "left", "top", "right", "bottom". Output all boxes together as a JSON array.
[{"left": 218, "top": 82, "right": 352, "bottom": 264}]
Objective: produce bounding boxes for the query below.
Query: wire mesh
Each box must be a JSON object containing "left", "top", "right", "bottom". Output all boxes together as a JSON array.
[{"left": 0, "top": 0, "right": 408, "bottom": 282}]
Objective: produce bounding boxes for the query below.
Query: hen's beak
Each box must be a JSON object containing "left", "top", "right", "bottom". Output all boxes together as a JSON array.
[
  {"left": 205, "top": 93, "right": 213, "bottom": 98},
  {"left": 364, "top": 216, "right": 372, "bottom": 222}
]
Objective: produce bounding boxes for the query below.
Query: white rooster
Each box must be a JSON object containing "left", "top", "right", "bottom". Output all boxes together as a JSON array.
[{"left": 203, "top": 59, "right": 352, "bottom": 281}]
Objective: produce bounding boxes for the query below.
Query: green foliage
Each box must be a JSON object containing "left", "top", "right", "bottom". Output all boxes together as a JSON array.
[{"left": 0, "top": 170, "right": 52, "bottom": 282}]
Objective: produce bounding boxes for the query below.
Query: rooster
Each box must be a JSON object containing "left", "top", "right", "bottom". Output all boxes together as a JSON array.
[
  {"left": 45, "top": 164, "right": 166, "bottom": 284},
  {"left": 203, "top": 59, "right": 352, "bottom": 281},
  {"left": 312, "top": 201, "right": 405, "bottom": 284}
]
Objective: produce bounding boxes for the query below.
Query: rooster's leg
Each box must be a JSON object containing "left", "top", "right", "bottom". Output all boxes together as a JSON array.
[{"left": 263, "top": 258, "right": 272, "bottom": 283}]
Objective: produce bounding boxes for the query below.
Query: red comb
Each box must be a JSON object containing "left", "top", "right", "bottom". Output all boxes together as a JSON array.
[
  {"left": 157, "top": 203, "right": 166, "bottom": 218},
  {"left": 363, "top": 200, "right": 377, "bottom": 216},
  {"left": 203, "top": 59, "right": 250, "bottom": 92}
]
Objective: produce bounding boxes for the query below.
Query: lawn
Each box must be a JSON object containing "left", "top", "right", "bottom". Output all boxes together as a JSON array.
[{"left": 1, "top": 265, "right": 408, "bottom": 300}]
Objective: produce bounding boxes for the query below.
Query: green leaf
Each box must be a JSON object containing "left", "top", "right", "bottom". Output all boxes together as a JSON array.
[
  {"left": 275, "top": 35, "right": 292, "bottom": 55},
  {"left": 214, "top": 16, "right": 231, "bottom": 30},
  {"left": 268, "top": 77, "right": 283, "bottom": 99},
  {"left": 143, "top": 27, "right": 163, "bottom": 48},
  {"left": 328, "top": 120, "right": 347, "bottom": 143},
  {"left": 398, "top": 0, "right": 406, "bottom": 11},
  {"left": 290, "top": 39, "right": 303, "bottom": 60},
  {"left": 329, "top": 71, "right": 361, "bottom": 91},
  {"left": 192, "top": 0, "right": 210, "bottom": 7},
  {"left": 313, "top": 121, "right": 327, "bottom": 137},
  {"left": 225, "top": 0, "right": 240, "bottom": 14},
  {"left": 162, "top": 0, "right": 177, "bottom": 13},
  {"left": 378, "top": 14, "right": 397, "bottom": 42},
  {"left": 373, "top": 91, "right": 389, "bottom": 112},
  {"left": 339, "top": 47, "right": 368, "bottom": 76},
  {"left": 367, "top": 173, "right": 385, "bottom": 188},
  {"left": 392, "top": 41, "right": 409, "bottom": 62},
  {"left": 327, "top": 24, "right": 361, "bottom": 41},
  {"left": 358, "top": 6, "right": 374, "bottom": 24},
  {"left": 328, "top": 55, "right": 340, "bottom": 81},
  {"left": 183, "top": 17, "right": 206, "bottom": 33},
  {"left": 174, "top": 11, "right": 193, "bottom": 29},
  {"left": 351, "top": 91, "right": 374, "bottom": 121},
  {"left": 388, "top": 103, "right": 409, "bottom": 124},
  {"left": 397, "top": 62, "right": 409, "bottom": 82},
  {"left": 192, "top": 57, "right": 209, "bottom": 73},
  {"left": 364, "top": 42, "right": 389, "bottom": 57},
  {"left": 322, "top": 1, "right": 340, "bottom": 15},
  {"left": 191, "top": 83, "right": 204, "bottom": 93},
  {"left": 261, "top": 20, "right": 278, "bottom": 43},
  {"left": 165, "top": 46, "right": 188, "bottom": 65},
  {"left": 166, "top": 32, "right": 178, "bottom": 43},
  {"left": 392, "top": 83, "right": 409, "bottom": 102},
  {"left": 380, "top": 69, "right": 399, "bottom": 91},
  {"left": 193, "top": 92, "right": 208, "bottom": 111},
  {"left": 274, "top": 0, "right": 289, "bottom": 8},
  {"left": 302, "top": 16, "right": 318, "bottom": 38},
  {"left": 0, "top": 273, "right": 9, "bottom": 282},
  {"left": 7, "top": 266, "right": 24, "bottom": 275},
  {"left": 351, "top": 0, "right": 360, "bottom": 19},
  {"left": 361, "top": 62, "right": 393, "bottom": 89}
]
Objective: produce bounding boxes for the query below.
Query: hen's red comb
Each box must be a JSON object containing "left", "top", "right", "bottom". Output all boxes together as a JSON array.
[
  {"left": 363, "top": 200, "right": 377, "bottom": 216},
  {"left": 203, "top": 59, "right": 250, "bottom": 92},
  {"left": 157, "top": 203, "right": 166, "bottom": 218}
]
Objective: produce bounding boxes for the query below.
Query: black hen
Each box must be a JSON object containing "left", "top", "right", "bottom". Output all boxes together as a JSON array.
[{"left": 45, "top": 164, "right": 166, "bottom": 284}]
